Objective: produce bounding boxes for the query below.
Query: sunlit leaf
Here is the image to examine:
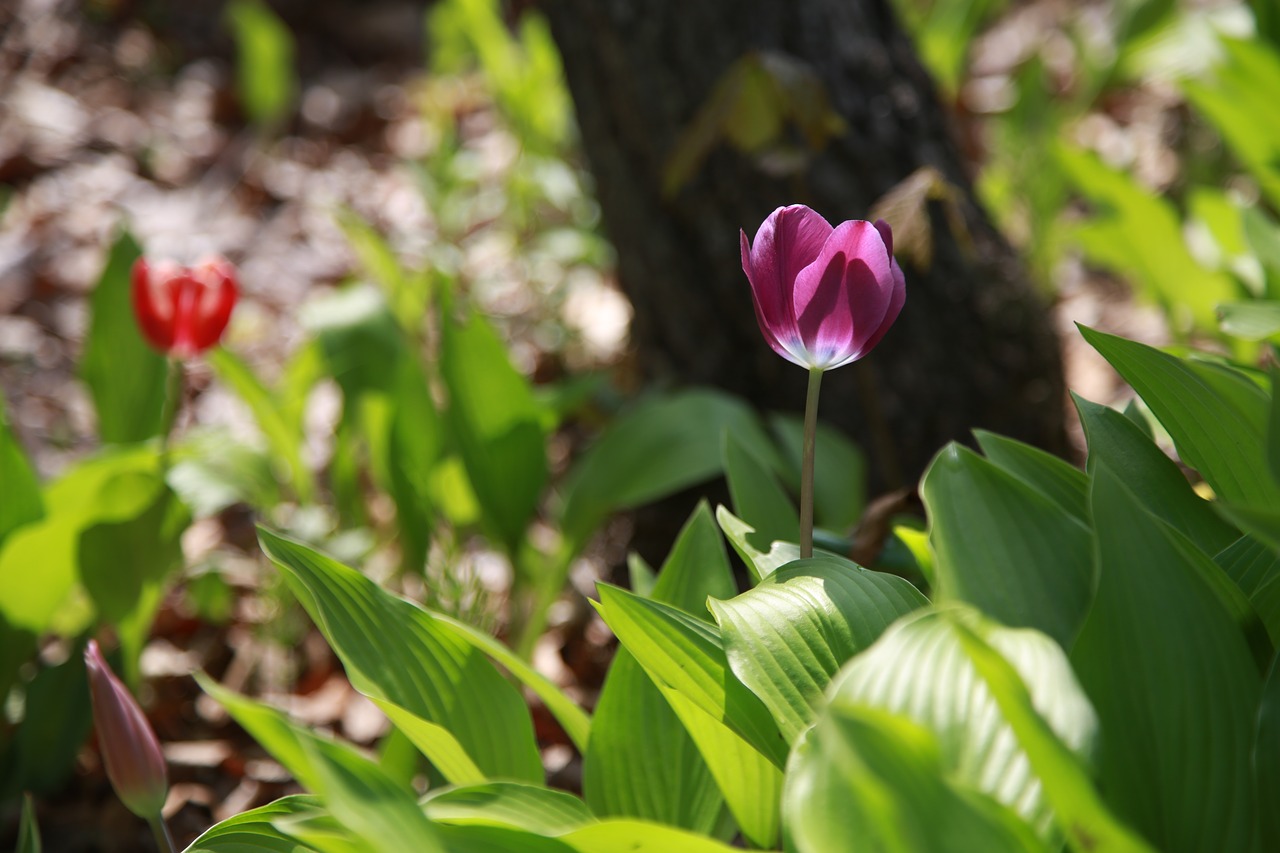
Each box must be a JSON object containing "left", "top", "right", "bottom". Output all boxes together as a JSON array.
[{"left": 225, "top": 0, "right": 297, "bottom": 125}]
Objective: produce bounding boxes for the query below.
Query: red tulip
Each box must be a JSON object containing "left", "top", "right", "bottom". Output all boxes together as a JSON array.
[
  {"left": 84, "top": 640, "right": 169, "bottom": 820},
  {"left": 741, "top": 205, "right": 905, "bottom": 371},
  {"left": 131, "top": 257, "right": 238, "bottom": 358}
]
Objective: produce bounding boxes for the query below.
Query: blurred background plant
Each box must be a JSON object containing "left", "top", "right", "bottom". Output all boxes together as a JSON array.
[{"left": 2, "top": 0, "right": 1280, "bottom": 848}]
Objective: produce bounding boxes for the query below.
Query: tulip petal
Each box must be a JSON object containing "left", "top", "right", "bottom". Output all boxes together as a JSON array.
[
  {"left": 745, "top": 205, "right": 832, "bottom": 335},
  {"left": 792, "top": 220, "right": 895, "bottom": 368},
  {"left": 831, "top": 257, "right": 905, "bottom": 368}
]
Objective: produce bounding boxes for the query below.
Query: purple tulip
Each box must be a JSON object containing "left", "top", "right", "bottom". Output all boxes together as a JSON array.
[
  {"left": 85, "top": 640, "right": 169, "bottom": 820},
  {"left": 740, "top": 205, "right": 905, "bottom": 371}
]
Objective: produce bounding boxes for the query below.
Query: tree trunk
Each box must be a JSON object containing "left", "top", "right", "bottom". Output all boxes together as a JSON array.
[{"left": 539, "top": 0, "right": 1066, "bottom": 497}]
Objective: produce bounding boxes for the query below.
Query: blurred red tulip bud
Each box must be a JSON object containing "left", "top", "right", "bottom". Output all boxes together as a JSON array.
[
  {"left": 741, "top": 205, "right": 905, "bottom": 370},
  {"left": 85, "top": 640, "right": 169, "bottom": 820},
  {"left": 131, "top": 256, "right": 238, "bottom": 357}
]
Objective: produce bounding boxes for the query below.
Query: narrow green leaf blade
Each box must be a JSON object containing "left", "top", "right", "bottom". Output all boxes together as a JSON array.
[
  {"left": 183, "top": 795, "right": 322, "bottom": 852},
  {"left": 0, "top": 391, "right": 43, "bottom": 547},
  {"left": 722, "top": 429, "right": 799, "bottom": 549}
]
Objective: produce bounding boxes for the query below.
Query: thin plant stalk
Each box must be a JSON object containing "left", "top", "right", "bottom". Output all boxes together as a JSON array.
[
  {"left": 800, "top": 366, "right": 823, "bottom": 559},
  {"left": 158, "top": 357, "right": 183, "bottom": 459},
  {"left": 149, "top": 816, "right": 175, "bottom": 853}
]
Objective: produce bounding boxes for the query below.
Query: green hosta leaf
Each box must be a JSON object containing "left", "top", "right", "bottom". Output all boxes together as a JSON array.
[
  {"left": 1074, "top": 394, "right": 1239, "bottom": 555},
  {"left": 830, "top": 606, "right": 1098, "bottom": 842},
  {"left": 594, "top": 584, "right": 786, "bottom": 766},
  {"left": 1072, "top": 465, "right": 1260, "bottom": 852},
  {"left": 423, "top": 782, "right": 594, "bottom": 835},
  {"left": 0, "top": 391, "right": 42, "bottom": 547},
  {"left": 435, "top": 825, "right": 576, "bottom": 853},
  {"left": 973, "top": 430, "right": 1088, "bottom": 523},
  {"left": 785, "top": 705, "right": 1048, "bottom": 853},
  {"left": 183, "top": 795, "right": 322, "bottom": 852},
  {"left": 559, "top": 390, "right": 777, "bottom": 546},
  {"left": 559, "top": 820, "right": 744, "bottom": 853},
  {"left": 2, "top": 642, "right": 91, "bottom": 798},
  {"left": 584, "top": 504, "right": 732, "bottom": 834},
  {"left": 722, "top": 430, "right": 798, "bottom": 552},
  {"left": 427, "top": 611, "right": 589, "bottom": 753},
  {"left": 1218, "top": 501, "right": 1280, "bottom": 553},
  {"left": 708, "top": 556, "right": 926, "bottom": 743},
  {"left": 1081, "top": 326, "right": 1280, "bottom": 507},
  {"left": 594, "top": 583, "right": 786, "bottom": 848},
  {"left": 1216, "top": 535, "right": 1280, "bottom": 596},
  {"left": 440, "top": 309, "right": 546, "bottom": 553},
  {"left": 951, "top": 622, "right": 1156, "bottom": 853},
  {"left": 199, "top": 677, "right": 444, "bottom": 851},
  {"left": 1256, "top": 653, "right": 1280, "bottom": 851},
  {"left": 258, "top": 528, "right": 543, "bottom": 783},
  {"left": 80, "top": 230, "right": 168, "bottom": 443},
  {"left": 715, "top": 506, "right": 802, "bottom": 583},
  {"left": 922, "top": 443, "right": 1094, "bottom": 648},
  {"left": 651, "top": 687, "right": 782, "bottom": 848},
  {"left": 768, "top": 413, "right": 865, "bottom": 531}
]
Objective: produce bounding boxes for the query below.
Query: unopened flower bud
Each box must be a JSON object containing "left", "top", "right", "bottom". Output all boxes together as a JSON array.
[{"left": 85, "top": 640, "right": 169, "bottom": 819}]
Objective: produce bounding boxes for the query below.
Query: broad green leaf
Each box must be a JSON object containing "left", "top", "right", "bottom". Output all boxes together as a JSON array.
[
  {"left": 0, "top": 391, "right": 43, "bottom": 547},
  {"left": 428, "top": 611, "right": 589, "bottom": 753},
  {"left": 583, "top": 504, "right": 733, "bottom": 834},
  {"left": 722, "top": 430, "right": 798, "bottom": 550},
  {"left": 709, "top": 557, "right": 926, "bottom": 743},
  {"left": 422, "top": 782, "right": 594, "bottom": 835},
  {"left": 1081, "top": 326, "right": 1280, "bottom": 507},
  {"left": 1, "top": 641, "right": 91, "bottom": 798},
  {"left": 1058, "top": 146, "right": 1236, "bottom": 334},
  {"left": 1218, "top": 501, "right": 1280, "bottom": 552},
  {"left": 0, "top": 445, "right": 159, "bottom": 636},
  {"left": 199, "top": 677, "right": 444, "bottom": 851},
  {"left": 80, "top": 230, "right": 168, "bottom": 443},
  {"left": 654, "top": 686, "right": 782, "bottom": 849},
  {"left": 559, "top": 390, "right": 777, "bottom": 546},
  {"left": 272, "top": 812, "right": 370, "bottom": 853},
  {"left": 973, "top": 430, "right": 1088, "bottom": 523},
  {"left": 715, "top": 506, "right": 802, "bottom": 583},
  {"left": 436, "top": 824, "right": 576, "bottom": 853},
  {"left": 785, "top": 705, "right": 1047, "bottom": 853},
  {"left": 258, "top": 529, "right": 543, "bottom": 783},
  {"left": 951, "top": 622, "right": 1156, "bottom": 852},
  {"left": 183, "top": 795, "right": 322, "bottom": 852},
  {"left": 1216, "top": 535, "right": 1280, "bottom": 596},
  {"left": 1072, "top": 465, "right": 1260, "bottom": 852},
  {"left": 1074, "top": 394, "right": 1239, "bottom": 555},
  {"left": 225, "top": 0, "right": 296, "bottom": 125},
  {"left": 831, "top": 606, "right": 1097, "bottom": 841},
  {"left": 768, "top": 413, "right": 866, "bottom": 531},
  {"left": 207, "top": 348, "right": 312, "bottom": 503},
  {"left": 922, "top": 443, "right": 1094, "bottom": 648},
  {"left": 440, "top": 309, "right": 546, "bottom": 553},
  {"left": 559, "top": 820, "right": 743, "bottom": 853},
  {"left": 593, "top": 584, "right": 786, "bottom": 767},
  {"left": 1256, "top": 653, "right": 1280, "bottom": 851},
  {"left": 1218, "top": 301, "right": 1280, "bottom": 341}
]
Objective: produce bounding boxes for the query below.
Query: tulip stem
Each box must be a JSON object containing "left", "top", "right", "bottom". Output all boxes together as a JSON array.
[
  {"left": 800, "top": 367, "right": 823, "bottom": 559},
  {"left": 159, "top": 358, "right": 183, "bottom": 460},
  {"left": 149, "top": 816, "right": 176, "bottom": 853}
]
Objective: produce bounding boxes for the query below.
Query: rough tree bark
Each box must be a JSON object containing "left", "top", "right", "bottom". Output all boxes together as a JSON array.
[{"left": 540, "top": 0, "right": 1066, "bottom": 501}]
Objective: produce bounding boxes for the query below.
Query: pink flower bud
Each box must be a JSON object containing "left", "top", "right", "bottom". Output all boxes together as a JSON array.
[
  {"left": 84, "top": 640, "right": 169, "bottom": 819},
  {"left": 741, "top": 205, "right": 905, "bottom": 370},
  {"left": 131, "top": 256, "right": 238, "bottom": 358}
]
